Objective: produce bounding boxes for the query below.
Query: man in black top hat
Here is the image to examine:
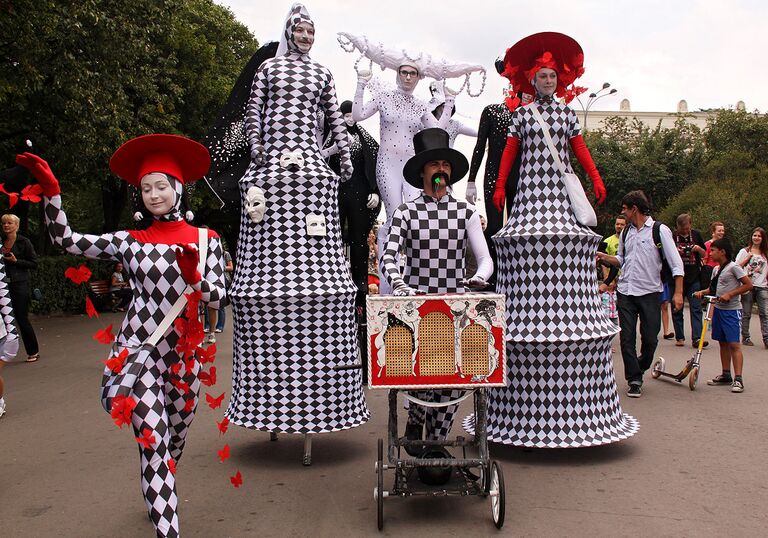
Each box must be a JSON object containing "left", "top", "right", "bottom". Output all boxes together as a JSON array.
[{"left": 380, "top": 127, "right": 492, "bottom": 449}]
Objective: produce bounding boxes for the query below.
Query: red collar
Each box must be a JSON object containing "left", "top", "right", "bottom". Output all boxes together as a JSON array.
[{"left": 128, "top": 220, "right": 216, "bottom": 244}]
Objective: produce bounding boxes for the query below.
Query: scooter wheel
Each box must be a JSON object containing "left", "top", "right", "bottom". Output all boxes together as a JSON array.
[
  {"left": 651, "top": 357, "right": 665, "bottom": 379},
  {"left": 689, "top": 365, "right": 699, "bottom": 390}
]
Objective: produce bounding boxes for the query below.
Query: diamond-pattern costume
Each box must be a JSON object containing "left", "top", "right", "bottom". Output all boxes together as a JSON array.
[
  {"left": 227, "top": 5, "right": 369, "bottom": 435},
  {"left": 382, "top": 192, "right": 491, "bottom": 440},
  {"left": 44, "top": 193, "right": 226, "bottom": 537},
  {"left": 464, "top": 99, "right": 638, "bottom": 447}
]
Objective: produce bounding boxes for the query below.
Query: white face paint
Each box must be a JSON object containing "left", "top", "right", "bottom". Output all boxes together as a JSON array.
[
  {"left": 396, "top": 65, "right": 419, "bottom": 92},
  {"left": 344, "top": 113, "right": 355, "bottom": 127},
  {"left": 140, "top": 173, "right": 175, "bottom": 216},
  {"left": 293, "top": 21, "right": 315, "bottom": 54},
  {"left": 534, "top": 68, "right": 557, "bottom": 97},
  {"left": 245, "top": 186, "right": 266, "bottom": 223}
]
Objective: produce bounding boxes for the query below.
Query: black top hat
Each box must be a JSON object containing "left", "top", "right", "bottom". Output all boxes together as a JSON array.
[{"left": 402, "top": 128, "right": 469, "bottom": 189}]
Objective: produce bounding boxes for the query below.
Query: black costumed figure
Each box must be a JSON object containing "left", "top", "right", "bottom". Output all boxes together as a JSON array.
[
  {"left": 381, "top": 128, "right": 492, "bottom": 448},
  {"left": 466, "top": 80, "right": 532, "bottom": 287},
  {"left": 226, "top": 4, "right": 369, "bottom": 459},
  {"left": 464, "top": 33, "right": 639, "bottom": 447},
  {"left": 17, "top": 135, "right": 227, "bottom": 537},
  {"left": 330, "top": 100, "right": 380, "bottom": 307}
]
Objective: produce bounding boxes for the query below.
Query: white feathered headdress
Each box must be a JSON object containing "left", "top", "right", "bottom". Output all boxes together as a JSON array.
[{"left": 337, "top": 32, "right": 486, "bottom": 97}]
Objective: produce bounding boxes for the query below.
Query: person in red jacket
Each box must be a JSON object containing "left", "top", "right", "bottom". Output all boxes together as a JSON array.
[{"left": 17, "top": 135, "right": 226, "bottom": 538}]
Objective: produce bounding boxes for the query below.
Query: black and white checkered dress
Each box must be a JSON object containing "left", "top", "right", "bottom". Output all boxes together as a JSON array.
[
  {"left": 226, "top": 49, "right": 369, "bottom": 434},
  {"left": 44, "top": 194, "right": 226, "bottom": 537},
  {"left": 464, "top": 99, "right": 639, "bottom": 447}
]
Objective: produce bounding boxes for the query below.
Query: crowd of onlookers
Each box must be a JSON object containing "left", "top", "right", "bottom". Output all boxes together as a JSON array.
[{"left": 597, "top": 190, "right": 766, "bottom": 397}]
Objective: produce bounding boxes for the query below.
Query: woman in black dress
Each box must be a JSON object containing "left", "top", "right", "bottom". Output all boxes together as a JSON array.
[{"left": 1, "top": 213, "right": 39, "bottom": 362}]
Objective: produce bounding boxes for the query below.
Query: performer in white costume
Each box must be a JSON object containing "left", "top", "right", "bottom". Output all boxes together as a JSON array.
[{"left": 226, "top": 4, "right": 370, "bottom": 447}]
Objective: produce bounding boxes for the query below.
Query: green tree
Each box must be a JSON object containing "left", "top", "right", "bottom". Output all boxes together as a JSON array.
[{"left": 0, "top": 0, "right": 257, "bottom": 250}]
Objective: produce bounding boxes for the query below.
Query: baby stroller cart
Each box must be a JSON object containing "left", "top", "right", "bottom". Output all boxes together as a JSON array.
[
  {"left": 652, "top": 295, "right": 716, "bottom": 390},
  {"left": 367, "top": 293, "right": 508, "bottom": 530}
]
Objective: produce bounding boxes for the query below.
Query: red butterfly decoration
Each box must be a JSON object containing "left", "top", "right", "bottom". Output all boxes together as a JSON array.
[
  {"left": 217, "top": 444, "right": 231, "bottom": 463},
  {"left": 110, "top": 395, "right": 137, "bottom": 429},
  {"left": 167, "top": 458, "right": 177, "bottom": 475},
  {"left": 198, "top": 366, "right": 217, "bottom": 387},
  {"left": 85, "top": 296, "right": 99, "bottom": 318},
  {"left": 183, "top": 355, "right": 196, "bottom": 375},
  {"left": 230, "top": 470, "right": 243, "bottom": 488},
  {"left": 20, "top": 183, "right": 44, "bottom": 203},
  {"left": 135, "top": 427, "right": 157, "bottom": 450},
  {"left": 171, "top": 377, "right": 190, "bottom": 395},
  {"left": 103, "top": 348, "right": 129, "bottom": 374},
  {"left": 184, "top": 290, "right": 202, "bottom": 319},
  {"left": 196, "top": 344, "right": 216, "bottom": 365},
  {"left": 64, "top": 264, "right": 92, "bottom": 285},
  {"left": 217, "top": 416, "right": 230, "bottom": 435},
  {"left": 170, "top": 362, "right": 182, "bottom": 376},
  {"left": 206, "top": 392, "right": 225, "bottom": 409},
  {"left": 183, "top": 397, "right": 195, "bottom": 413},
  {"left": 0, "top": 184, "right": 19, "bottom": 208},
  {"left": 93, "top": 324, "right": 115, "bottom": 344}
]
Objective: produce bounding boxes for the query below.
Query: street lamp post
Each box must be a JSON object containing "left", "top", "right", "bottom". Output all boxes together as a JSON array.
[{"left": 574, "top": 82, "right": 618, "bottom": 130}]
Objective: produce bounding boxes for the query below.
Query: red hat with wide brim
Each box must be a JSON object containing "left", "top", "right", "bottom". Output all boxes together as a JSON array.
[
  {"left": 499, "top": 32, "right": 585, "bottom": 101},
  {"left": 109, "top": 134, "right": 211, "bottom": 186}
]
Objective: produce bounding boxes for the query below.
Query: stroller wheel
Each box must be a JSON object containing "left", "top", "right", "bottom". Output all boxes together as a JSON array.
[
  {"left": 651, "top": 358, "right": 665, "bottom": 379},
  {"left": 688, "top": 366, "right": 699, "bottom": 390}
]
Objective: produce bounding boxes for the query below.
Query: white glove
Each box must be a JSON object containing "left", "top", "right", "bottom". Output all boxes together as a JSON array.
[
  {"left": 250, "top": 143, "right": 265, "bottom": 166},
  {"left": 463, "top": 276, "right": 489, "bottom": 289},
  {"left": 184, "top": 210, "right": 195, "bottom": 222},
  {"left": 465, "top": 182, "right": 477, "bottom": 204},
  {"left": 357, "top": 70, "right": 372, "bottom": 83},
  {"left": 393, "top": 286, "right": 418, "bottom": 297},
  {"left": 366, "top": 193, "right": 380, "bottom": 209}
]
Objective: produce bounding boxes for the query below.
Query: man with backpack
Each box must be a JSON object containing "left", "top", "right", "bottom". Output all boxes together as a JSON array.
[
  {"left": 597, "top": 191, "right": 684, "bottom": 398},
  {"left": 671, "top": 213, "right": 708, "bottom": 348}
]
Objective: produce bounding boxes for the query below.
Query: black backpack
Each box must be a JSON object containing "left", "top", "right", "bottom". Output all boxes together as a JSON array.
[{"left": 620, "top": 221, "right": 674, "bottom": 285}]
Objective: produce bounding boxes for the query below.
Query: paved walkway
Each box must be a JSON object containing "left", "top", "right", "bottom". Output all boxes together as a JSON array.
[{"left": 1, "top": 309, "right": 766, "bottom": 537}]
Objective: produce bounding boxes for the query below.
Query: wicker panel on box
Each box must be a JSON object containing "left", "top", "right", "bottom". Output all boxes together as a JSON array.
[
  {"left": 383, "top": 325, "right": 413, "bottom": 376},
  {"left": 461, "top": 324, "right": 489, "bottom": 376},
  {"left": 418, "top": 312, "right": 454, "bottom": 376}
]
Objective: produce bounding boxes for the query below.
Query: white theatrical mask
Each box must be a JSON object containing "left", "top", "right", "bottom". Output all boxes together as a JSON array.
[{"left": 245, "top": 186, "right": 266, "bottom": 223}]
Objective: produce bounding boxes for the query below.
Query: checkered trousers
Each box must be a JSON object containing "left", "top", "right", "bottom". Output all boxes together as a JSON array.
[
  {"left": 0, "top": 261, "right": 17, "bottom": 346},
  {"left": 381, "top": 194, "right": 476, "bottom": 294}
]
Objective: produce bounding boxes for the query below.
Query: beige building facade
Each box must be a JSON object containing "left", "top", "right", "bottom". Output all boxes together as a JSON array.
[{"left": 579, "top": 99, "right": 748, "bottom": 131}]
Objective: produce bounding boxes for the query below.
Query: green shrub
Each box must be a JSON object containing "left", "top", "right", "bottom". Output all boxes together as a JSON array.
[{"left": 28, "top": 255, "right": 116, "bottom": 315}]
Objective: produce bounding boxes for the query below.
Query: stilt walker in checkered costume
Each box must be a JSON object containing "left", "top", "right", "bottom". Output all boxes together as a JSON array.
[
  {"left": 226, "top": 4, "right": 370, "bottom": 437},
  {"left": 17, "top": 136, "right": 226, "bottom": 537},
  {"left": 463, "top": 33, "right": 639, "bottom": 448},
  {"left": 381, "top": 127, "right": 492, "bottom": 451}
]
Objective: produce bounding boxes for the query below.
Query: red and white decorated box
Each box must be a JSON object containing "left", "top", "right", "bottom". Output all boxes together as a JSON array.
[{"left": 367, "top": 293, "right": 507, "bottom": 389}]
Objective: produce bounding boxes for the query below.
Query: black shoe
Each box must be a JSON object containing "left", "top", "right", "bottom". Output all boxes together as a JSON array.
[
  {"left": 693, "top": 340, "right": 709, "bottom": 349},
  {"left": 663, "top": 333, "right": 675, "bottom": 340},
  {"left": 627, "top": 384, "right": 642, "bottom": 398},
  {"left": 403, "top": 424, "right": 424, "bottom": 456}
]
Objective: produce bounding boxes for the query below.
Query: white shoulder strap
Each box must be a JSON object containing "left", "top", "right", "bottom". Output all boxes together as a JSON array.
[
  {"left": 145, "top": 228, "right": 208, "bottom": 348},
  {"left": 530, "top": 105, "right": 568, "bottom": 177}
]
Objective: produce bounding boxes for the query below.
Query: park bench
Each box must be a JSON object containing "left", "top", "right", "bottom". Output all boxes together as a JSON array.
[{"left": 86, "top": 280, "right": 119, "bottom": 312}]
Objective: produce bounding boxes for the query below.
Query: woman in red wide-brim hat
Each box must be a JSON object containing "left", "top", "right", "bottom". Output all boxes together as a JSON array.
[
  {"left": 463, "top": 33, "right": 640, "bottom": 449},
  {"left": 17, "top": 134, "right": 226, "bottom": 538}
]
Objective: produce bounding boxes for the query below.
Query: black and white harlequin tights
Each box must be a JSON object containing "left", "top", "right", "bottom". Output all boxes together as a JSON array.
[
  {"left": 102, "top": 353, "right": 200, "bottom": 538},
  {"left": 406, "top": 389, "right": 465, "bottom": 441}
]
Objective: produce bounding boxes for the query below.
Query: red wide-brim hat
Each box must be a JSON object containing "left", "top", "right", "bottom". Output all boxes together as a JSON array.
[
  {"left": 109, "top": 134, "right": 211, "bottom": 186},
  {"left": 499, "top": 32, "right": 586, "bottom": 102}
]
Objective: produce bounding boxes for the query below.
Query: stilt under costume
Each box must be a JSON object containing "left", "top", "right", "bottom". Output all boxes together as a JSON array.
[
  {"left": 17, "top": 135, "right": 226, "bottom": 537},
  {"left": 381, "top": 128, "right": 492, "bottom": 441},
  {"left": 227, "top": 3, "right": 370, "bottom": 435},
  {"left": 464, "top": 33, "right": 638, "bottom": 447}
]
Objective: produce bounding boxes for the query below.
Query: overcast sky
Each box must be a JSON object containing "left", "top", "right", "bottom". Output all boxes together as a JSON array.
[
  {"left": 217, "top": 0, "right": 766, "bottom": 117},
  {"left": 215, "top": 0, "right": 765, "bottom": 207}
]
